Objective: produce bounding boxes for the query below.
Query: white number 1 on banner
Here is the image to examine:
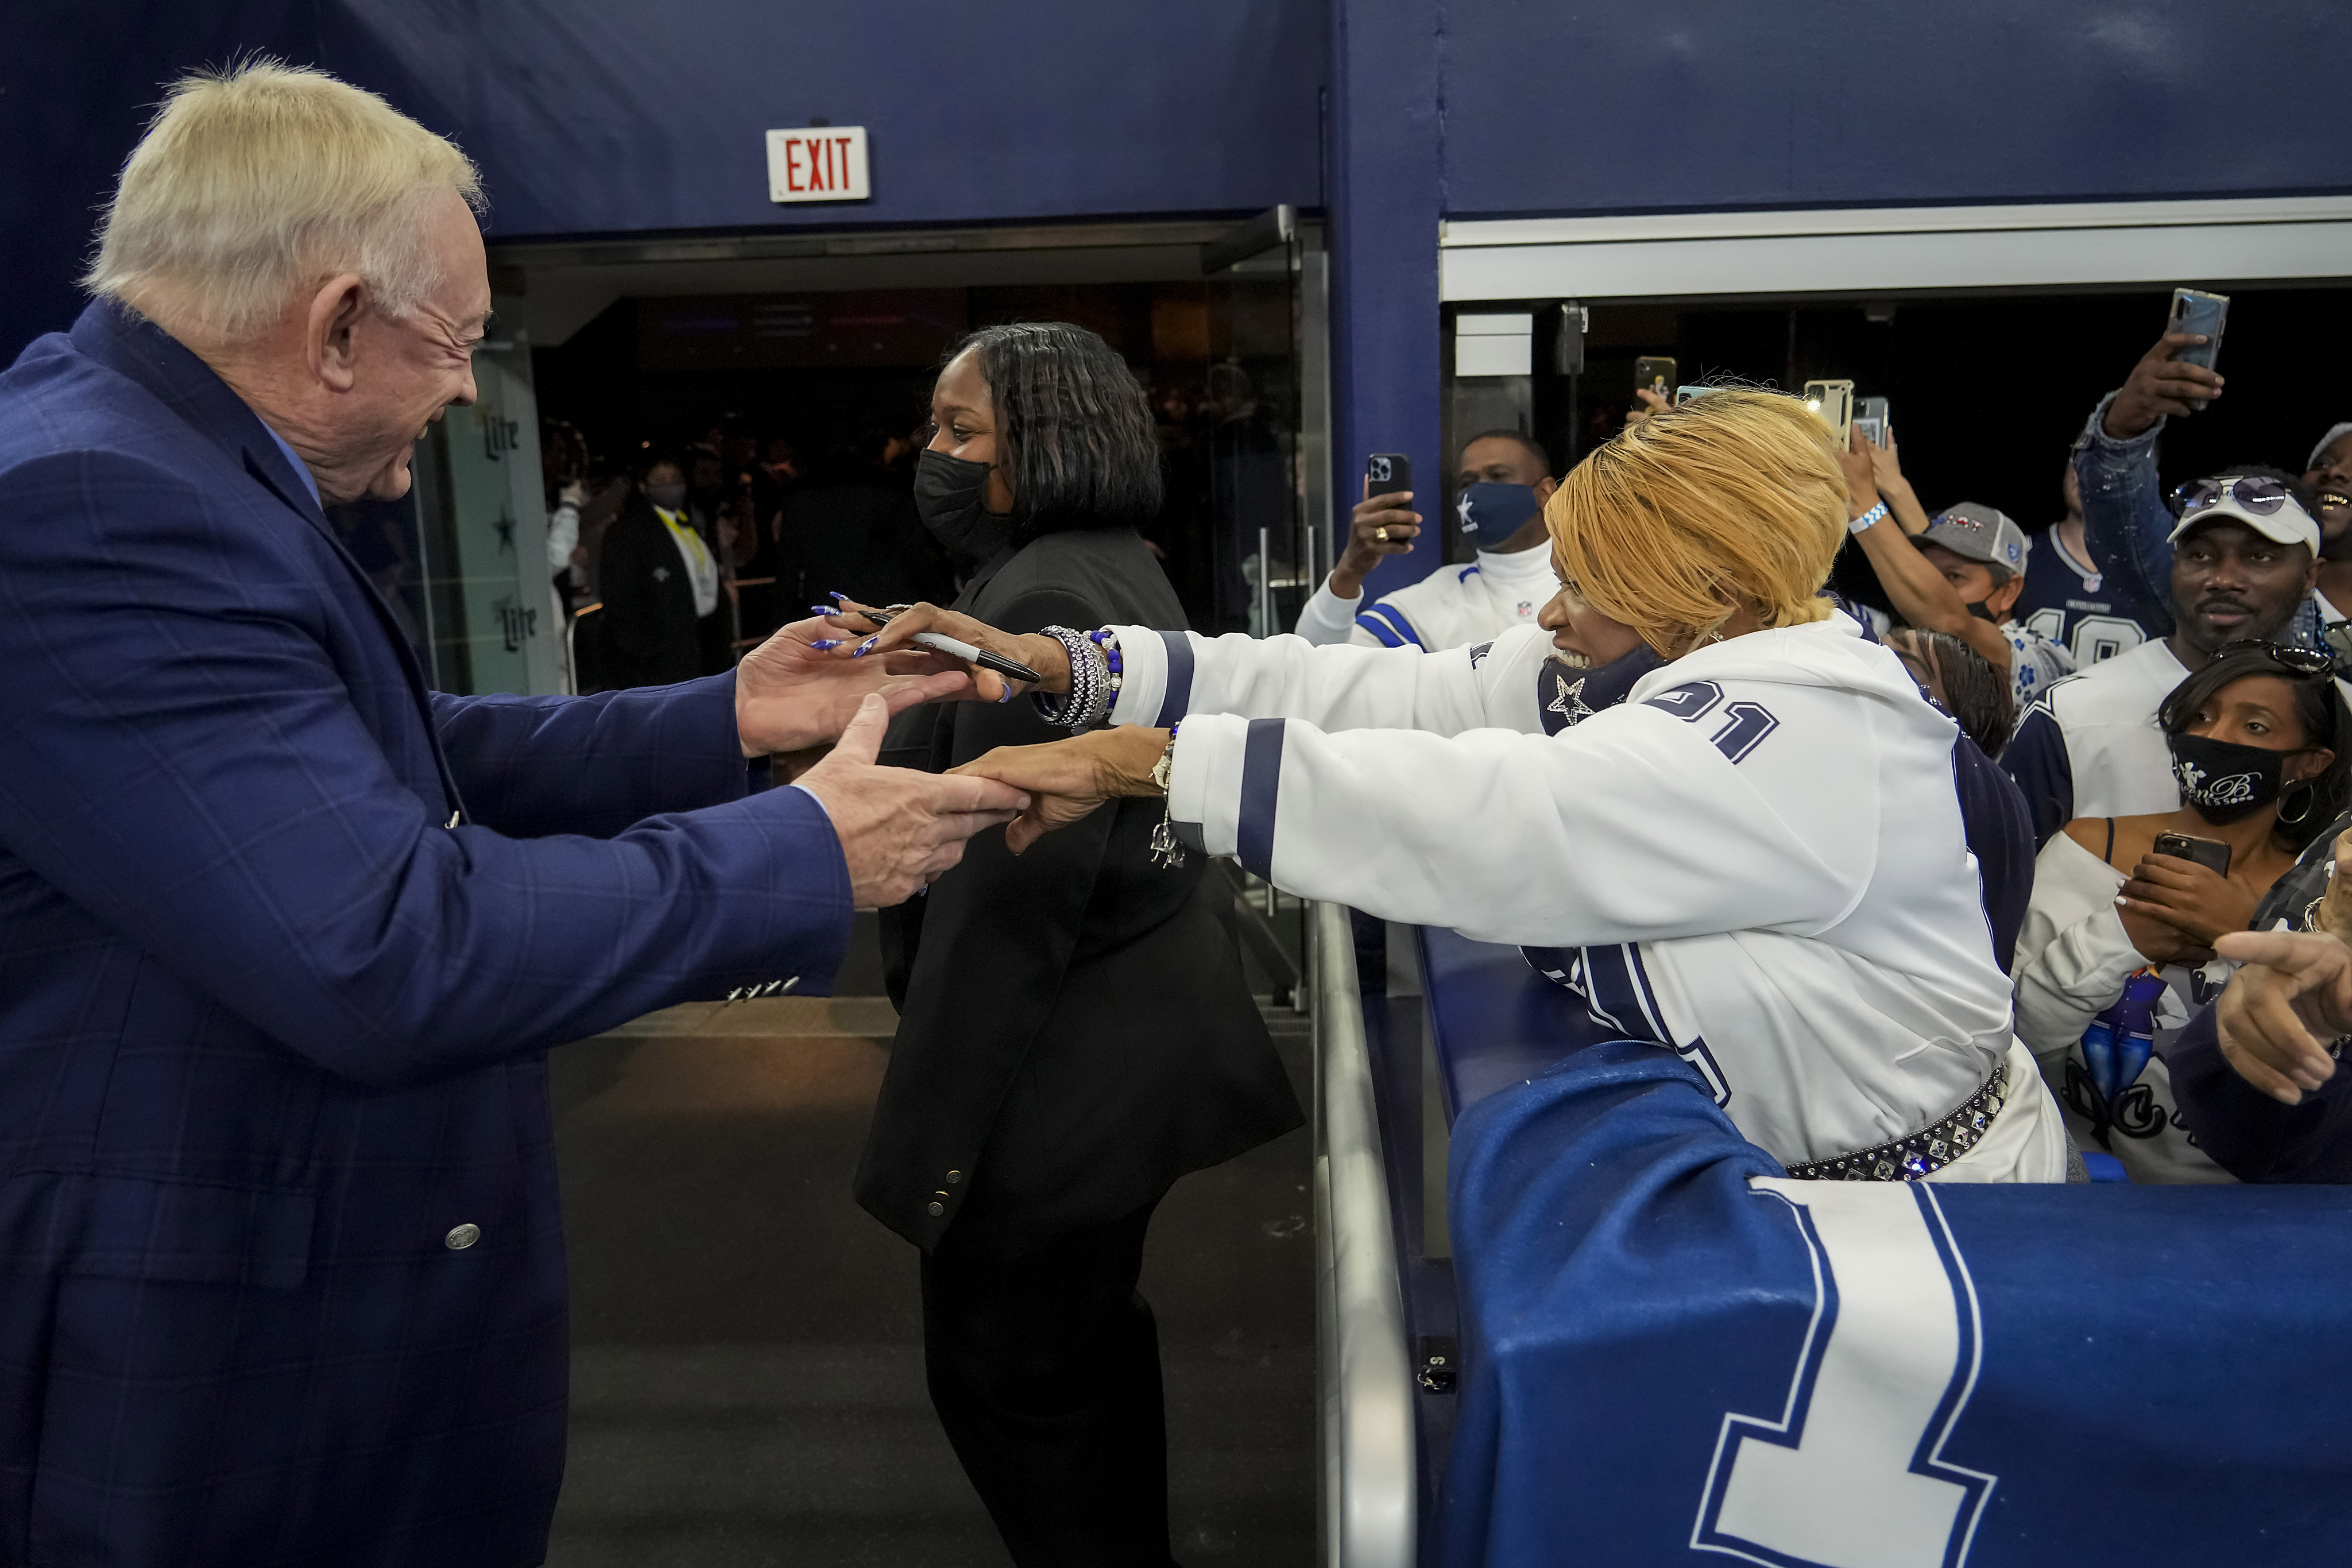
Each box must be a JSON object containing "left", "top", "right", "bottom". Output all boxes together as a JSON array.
[{"left": 1692, "top": 1180, "right": 1997, "bottom": 1568}]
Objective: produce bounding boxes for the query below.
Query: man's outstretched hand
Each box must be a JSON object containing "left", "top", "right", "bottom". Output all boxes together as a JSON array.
[
  {"left": 2212, "top": 928, "right": 2352, "bottom": 1105},
  {"left": 796, "top": 695, "right": 1031, "bottom": 907},
  {"left": 736, "top": 615, "right": 981, "bottom": 758}
]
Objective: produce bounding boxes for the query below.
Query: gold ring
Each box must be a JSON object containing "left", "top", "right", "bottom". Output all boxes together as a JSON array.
[{"left": 1374, "top": 526, "right": 1390, "bottom": 543}]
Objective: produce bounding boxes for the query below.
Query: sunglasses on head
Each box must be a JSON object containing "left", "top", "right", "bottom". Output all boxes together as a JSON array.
[
  {"left": 2212, "top": 637, "right": 2335, "bottom": 676},
  {"left": 2170, "top": 475, "right": 2298, "bottom": 519}
]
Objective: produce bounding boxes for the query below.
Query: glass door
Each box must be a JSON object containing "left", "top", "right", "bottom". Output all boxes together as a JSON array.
[
  {"left": 1200, "top": 207, "right": 1329, "bottom": 640},
  {"left": 408, "top": 291, "right": 571, "bottom": 696}
]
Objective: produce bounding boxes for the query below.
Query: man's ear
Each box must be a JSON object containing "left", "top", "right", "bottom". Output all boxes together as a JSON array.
[
  {"left": 1989, "top": 573, "right": 2024, "bottom": 620},
  {"left": 307, "top": 274, "right": 368, "bottom": 392},
  {"left": 1534, "top": 475, "right": 1558, "bottom": 504}
]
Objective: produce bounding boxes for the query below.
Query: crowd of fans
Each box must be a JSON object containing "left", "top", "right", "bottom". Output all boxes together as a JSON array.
[{"left": 1289, "top": 322, "right": 2352, "bottom": 1185}]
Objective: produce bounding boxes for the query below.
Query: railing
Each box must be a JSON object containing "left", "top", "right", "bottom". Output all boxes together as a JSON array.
[{"left": 1312, "top": 901, "right": 1417, "bottom": 1568}]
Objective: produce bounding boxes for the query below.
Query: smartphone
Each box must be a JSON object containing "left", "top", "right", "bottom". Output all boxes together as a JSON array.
[
  {"left": 1634, "top": 356, "right": 1677, "bottom": 396},
  {"left": 2153, "top": 831, "right": 2232, "bottom": 877},
  {"left": 2169, "top": 288, "right": 2230, "bottom": 411},
  {"left": 1854, "top": 396, "right": 1891, "bottom": 447},
  {"left": 1803, "top": 380, "right": 1855, "bottom": 448},
  {"left": 1674, "top": 385, "right": 1717, "bottom": 406},
  {"left": 1364, "top": 452, "right": 1412, "bottom": 497}
]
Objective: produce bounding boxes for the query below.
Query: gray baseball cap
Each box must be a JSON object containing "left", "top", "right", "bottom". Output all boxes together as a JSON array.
[{"left": 1917, "top": 502, "right": 2029, "bottom": 580}]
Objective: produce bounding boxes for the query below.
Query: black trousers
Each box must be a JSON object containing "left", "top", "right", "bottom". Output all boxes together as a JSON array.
[{"left": 920, "top": 1201, "right": 1179, "bottom": 1568}]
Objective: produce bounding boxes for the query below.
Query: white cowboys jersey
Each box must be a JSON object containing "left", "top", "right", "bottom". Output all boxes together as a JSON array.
[
  {"left": 1110, "top": 614, "right": 2068, "bottom": 1178},
  {"left": 1293, "top": 545, "right": 1556, "bottom": 651}
]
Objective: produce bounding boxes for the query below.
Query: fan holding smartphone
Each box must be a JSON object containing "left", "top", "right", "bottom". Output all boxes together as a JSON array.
[
  {"left": 1291, "top": 432, "right": 1561, "bottom": 650},
  {"left": 2011, "top": 644, "right": 2352, "bottom": 1180}
]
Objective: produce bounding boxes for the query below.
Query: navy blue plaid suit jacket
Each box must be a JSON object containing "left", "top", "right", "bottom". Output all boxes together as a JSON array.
[{"left": 0, "top": 303, "right": 853, "bottom": 1567}]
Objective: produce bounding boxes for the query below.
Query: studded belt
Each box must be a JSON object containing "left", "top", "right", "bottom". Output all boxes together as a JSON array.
[{"left": 1781, "top": 1058, "right": 2009, "bottom": 1182}]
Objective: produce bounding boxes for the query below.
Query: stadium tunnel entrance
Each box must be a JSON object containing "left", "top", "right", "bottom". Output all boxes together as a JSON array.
[{"left": 383, "top": 214, "right": 1329, "bottom": 701}]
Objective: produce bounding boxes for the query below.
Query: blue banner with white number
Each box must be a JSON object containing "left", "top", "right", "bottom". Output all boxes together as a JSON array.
[{"left": 1442, "top": 1041, "right": 2352, "bottom": 1567}]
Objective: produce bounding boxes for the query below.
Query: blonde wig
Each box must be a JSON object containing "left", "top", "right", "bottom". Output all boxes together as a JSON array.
[
  {"left": 84, "top": 59, "right": 482, "bottom": 340},
  {"left": 1545, "top": 388, "right": 1848, "bottom": 659}
]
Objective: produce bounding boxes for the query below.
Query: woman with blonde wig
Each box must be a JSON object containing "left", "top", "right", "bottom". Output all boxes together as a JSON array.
[{"left": 831, "top": 389, "right": 2071, "bottom": 1182}]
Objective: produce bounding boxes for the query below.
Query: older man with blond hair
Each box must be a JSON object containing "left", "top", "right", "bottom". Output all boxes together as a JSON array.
[{"left": 0, "top": 61, "right": 1027, "bottom": 1567}]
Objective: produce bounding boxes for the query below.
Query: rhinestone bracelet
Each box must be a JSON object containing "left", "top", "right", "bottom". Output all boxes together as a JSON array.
[{"left": 1030, "top": 625, "right": 1110, "bottom": 733}]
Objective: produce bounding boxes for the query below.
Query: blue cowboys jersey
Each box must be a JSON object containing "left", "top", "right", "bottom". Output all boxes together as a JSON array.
[{"left": 2011, "top": 525, "right": 2150, "bottom": 667}]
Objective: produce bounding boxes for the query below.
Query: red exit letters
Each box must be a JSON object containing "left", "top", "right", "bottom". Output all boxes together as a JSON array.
[{"left": 766, "top": 126, "right": 871, "bottom": 203}]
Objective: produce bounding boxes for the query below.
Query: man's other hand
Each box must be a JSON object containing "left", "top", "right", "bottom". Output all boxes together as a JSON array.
[
  {"left": 736, "top": 616, "right": 977, "bottom": 757},
  {"left": 2212, "top": 928, "right": 2352, "bottom": 1104},
  {"left": 796, "top": 695, "right": 1030, "bottom": 907},
  {"left": 2103, "top": 331, "right": 2225, "bottom": 440}
]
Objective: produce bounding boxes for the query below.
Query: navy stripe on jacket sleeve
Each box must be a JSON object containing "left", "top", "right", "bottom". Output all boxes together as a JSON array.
[
  {"left": 1355, "top": 613, "right": 1407, "bottom": 648},
  {"left": 1236, "top": 718, "right": 1287, "bottom": 879},
  {"left": 1951, "top": 734, "right": 2036, "bottom": 973},
  {"left": 1358, "top": 602, "right": 1424, "bottom": 649},
  {"left": 1154, "top": 629, "right": 1194, "bottom": 725}
]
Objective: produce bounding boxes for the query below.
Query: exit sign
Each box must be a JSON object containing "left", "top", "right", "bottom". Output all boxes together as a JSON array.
[{"left": 767, "top": 126, "right": 870, "bottom": 203}]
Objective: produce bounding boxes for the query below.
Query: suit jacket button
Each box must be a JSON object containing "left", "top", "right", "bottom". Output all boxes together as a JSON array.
[
  {"left": 445, "top": 1223, "right": 481, "bottom": 1250},
  {"left": 926, "top": 1202, "right": 945, "bottom": 1217},
  {"left": 945, "top": 1170, "right": 962, "bottom": 1184}
]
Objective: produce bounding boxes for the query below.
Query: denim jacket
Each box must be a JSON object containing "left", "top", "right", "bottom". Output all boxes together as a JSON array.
[{"left": 2072, "top": 389, "right": 2325, "bottom": 648}]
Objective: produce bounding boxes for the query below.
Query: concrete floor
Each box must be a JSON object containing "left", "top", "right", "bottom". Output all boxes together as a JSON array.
[{"left": 544, "top": 916, "right": 1316, "bottom": 1567}]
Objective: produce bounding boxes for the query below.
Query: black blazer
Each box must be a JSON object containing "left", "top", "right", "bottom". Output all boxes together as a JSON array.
[
  {"left": 597, "top": 495, "right": 726, "bottom": 688},
  {"left": 858, "top": 527, "right": 1303, "bottom": 1259}
]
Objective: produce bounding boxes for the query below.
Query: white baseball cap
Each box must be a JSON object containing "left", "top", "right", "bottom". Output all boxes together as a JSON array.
[{"left": 2164, "top": 475, "right": 2321, "bottom": 554}]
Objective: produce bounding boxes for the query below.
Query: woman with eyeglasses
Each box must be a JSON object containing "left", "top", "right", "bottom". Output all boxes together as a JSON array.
[{"left": 2012, "top": 642, "right": 2352, "bottom": 1180}]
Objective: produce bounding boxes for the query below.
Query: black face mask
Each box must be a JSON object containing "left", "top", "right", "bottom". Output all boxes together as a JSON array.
[
  {"left": 914, "top": 449, "right": 1016, "bottom": 563},
  {"left": 2168, "top": 731, "right": 2295, "bottom": 823}
]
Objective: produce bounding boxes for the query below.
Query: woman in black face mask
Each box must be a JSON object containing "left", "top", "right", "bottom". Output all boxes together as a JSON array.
[
  {"left": 2012, "top": 644, "right": 2351, "bottom": 1180},
  {"left": 850, "top": 323, "right": 1300, "bottom": 1567}
]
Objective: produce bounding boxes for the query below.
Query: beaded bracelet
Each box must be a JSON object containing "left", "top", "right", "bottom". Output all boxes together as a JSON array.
[{"left": 1092, "top": 629, "right": 1125, "bottom": 719}]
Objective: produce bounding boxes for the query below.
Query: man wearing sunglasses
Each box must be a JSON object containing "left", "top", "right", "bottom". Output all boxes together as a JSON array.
[
  {"left": 2071, "top": 330, "right": 2350, "bottom": 651},
  {"left": 2002, "top": 476, "right": 2333, "bottom": 846}
]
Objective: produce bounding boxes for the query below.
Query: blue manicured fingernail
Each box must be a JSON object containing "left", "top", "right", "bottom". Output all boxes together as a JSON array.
[
  {"left": 828, "top": 590, "right": 849, "bottom": 602},
  {"left": 853, "top": 636, "right": 877, "bottom": 657},
  {"left": 810, "top": 638, "right": 841, "bottom": 651},
  {"left": 997, "top": 684, "right": 1012, "bottom": 703},
  {"left": 810, "top": 605, "right": 837, "bottom": 616}
]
